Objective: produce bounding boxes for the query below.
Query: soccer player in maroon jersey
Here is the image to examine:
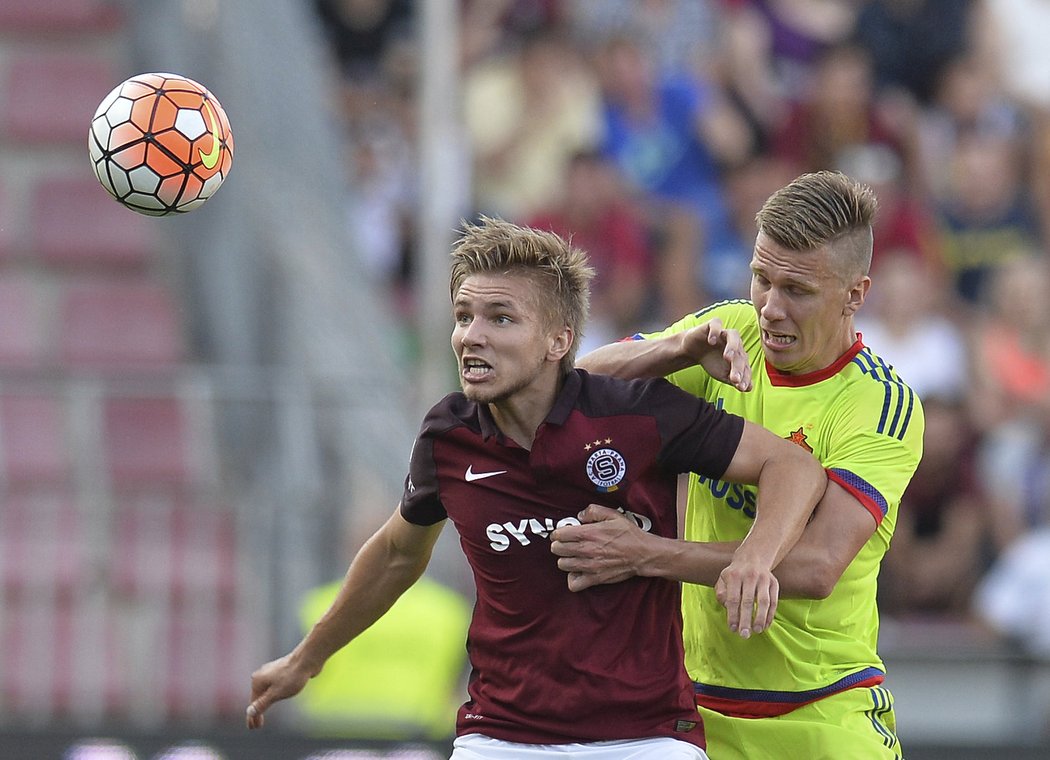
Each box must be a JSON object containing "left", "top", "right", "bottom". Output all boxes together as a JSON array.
[{"left": 246, "top": 218, "right": 826, "bottom": 759}]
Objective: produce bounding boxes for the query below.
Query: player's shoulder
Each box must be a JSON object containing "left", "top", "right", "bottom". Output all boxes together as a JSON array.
[
  {"left": 692, "top": 298, "right": 755, "bottom": 325},
  {"left": 641, "top": 299, "right": 755, "bottom": 339},
  {"left": 838, "top": 345, "right": 924, "bottom": 438},
  {"left": 845, "top": 345, "right": 921, "bottom": 397},
  {"left": 576, "top": 369, "right": 692, "bottom": 417},
  {"left": 419, "top": 392, "right": 481, "bottom": 438}
]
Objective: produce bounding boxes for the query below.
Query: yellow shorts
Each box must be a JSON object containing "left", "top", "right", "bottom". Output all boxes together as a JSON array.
[{"left": 700, "top": 686, "right": 902, "bottom": 760}]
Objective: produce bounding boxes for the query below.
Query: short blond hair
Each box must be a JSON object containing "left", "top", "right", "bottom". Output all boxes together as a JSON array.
[
  {"left": 756, "top": 171, "right": 878, "bottom": 281},
  {"left": 449, "top": 217, "right": 595, "bottom": 373}
]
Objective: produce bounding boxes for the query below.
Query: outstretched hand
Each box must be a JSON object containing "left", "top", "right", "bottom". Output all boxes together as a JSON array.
[
  {"left": 246, "top": 654, "right": 313, "bottom": 730},
  {"left": 683, "top": 318, "right": 752, "bottom": 392},
  {"left": 550, "top": 505, "right": 648, "bottom": 592}
]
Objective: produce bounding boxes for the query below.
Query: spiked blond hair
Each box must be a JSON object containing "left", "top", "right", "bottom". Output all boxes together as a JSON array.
[{"left": 449, "top": 217, "right": 595, "bottom": 373}]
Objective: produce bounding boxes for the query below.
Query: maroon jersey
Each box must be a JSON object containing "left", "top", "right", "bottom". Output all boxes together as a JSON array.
[{"left": 401, "top": 369, "right": 744, "bottom": 747}]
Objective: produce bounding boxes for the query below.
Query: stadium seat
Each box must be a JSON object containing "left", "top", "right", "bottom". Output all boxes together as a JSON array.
[
  {"left": 0, "top": 393, "right": 70, "bottom": 484},
  {"left": 31, "top": 176, "right": 154, "bottom": 268},
  {"left": 109, "top": 494, "right": 237, "bottom": 603},
  {"left": 164, "top": 604, "right": 242, "bottom": 719},
  {"left": 59, "top": 279, "right": 184, "bottom": 369},
  {"left": 0, "top": 492, "right": 84, "bottom": 598},
  {"left": 101, "top": 396, "right": 192, "bottom": 486},
  {"left": 0, "top": 0, "right": 122, "bottom": 34},
  {"left": 0, "top": 276, "right": 46, "bottom": 368},
  {"left": 1, "top": 52, "right": 117, "bottom": 144}
]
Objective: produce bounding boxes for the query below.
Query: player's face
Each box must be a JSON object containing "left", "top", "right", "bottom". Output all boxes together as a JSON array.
[
  {"left": 749, "top": 231, "right": 868, "bottom": 375},
  {"left": 451, "top": 273, "right": 568, "bottom": 405}
]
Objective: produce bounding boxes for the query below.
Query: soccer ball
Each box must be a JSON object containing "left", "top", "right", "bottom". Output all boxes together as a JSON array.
[{"left": 88, "top": 72, "right": 234, "bottom": 216}]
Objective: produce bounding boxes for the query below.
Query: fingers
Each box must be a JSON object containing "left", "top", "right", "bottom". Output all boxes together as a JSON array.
[
  {"left": 705, "top": 318, "right": 725, "bottom": 345},
  {"left": 693, "top": 320, "right": 753, "bottom": 392},
  {"left": 576, "top": 503, "right": 625, "bottom": 524},
  {"left": 755, "top": 578, "right": 779, "bottom": 632},
  {"left": 726, "top": 347, "right": 752, "bottom": 392},
  {"left": 717, "top": 575, "right": 751, "bottom": 639},
  {"left": 246, "top": 696, "right": 268, "bottom": 730},
  {"left": 749, "top": 578, "right": 777, "bottom": 634},
  {"left": 716, "top": 572, "right": 780, "bottom": 639},
  {"left": 566, "top": 571, "right": 599, "bottom": 593},
  {"left": 717, "top": 325, "right": 752, "bottom": 392},
  {"left": 550, "top": 504, "right": 623, "bottom": 549},
  {"left": 246, "top": 664, "right": 292, "bottom": 730}
]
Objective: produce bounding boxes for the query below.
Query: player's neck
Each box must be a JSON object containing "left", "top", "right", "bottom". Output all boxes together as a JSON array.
[{"left": 489, "top": 373, "right": 564, "bottom": 451}]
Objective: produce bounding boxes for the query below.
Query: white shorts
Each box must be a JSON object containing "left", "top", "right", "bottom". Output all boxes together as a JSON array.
[{"left": 450, "top": 733, "right": 709, "bottom": 760}]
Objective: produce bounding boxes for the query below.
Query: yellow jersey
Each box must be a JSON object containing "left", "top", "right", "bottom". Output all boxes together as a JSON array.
[{"left": 640, "top": 300, "right": 924, "bottom": 717}]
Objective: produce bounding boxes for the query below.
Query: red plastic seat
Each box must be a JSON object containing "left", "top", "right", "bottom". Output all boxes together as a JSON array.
[
  {"left": 110, "top": 495, "right": 236, "bottom": 601},
  {"left": 59, "top": 279, "right": 184, "bottom": 369},
  {"left": 0, "top": 591, "right": 86, "bottom": 716},
  {"left": 0, "top": 0, "right": 123, "bottom": 33},
  {"left": 0, "top": 393, "right": 70, "bottom": 484},
  {"left": 164, "top": 604, "right": 240, "bottom": 718},
  {"left": 32, "top": 176, "right": 154, "bottom": 268},
  {"left": 0, "top": 277, "right": 45, "bottom": 368},
  {"left": 102, "top": 396, "right": 191, "bottom": 486},
  {"left": 106, "top": 495, "right": 244, "bottom": 719},
  {"left": 0, "top": 492, "right": 83, "bottom": 598},
  {"left": 1, "top": 52, "right": 117, "bottom": 144}
]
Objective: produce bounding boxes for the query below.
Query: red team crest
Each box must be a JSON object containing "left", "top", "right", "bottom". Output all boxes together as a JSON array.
[
  {"left": 787, "top": 427, "right": 813, "bottom": 453},
  {"left": 585, "top": 443, "right": 627, "bottom": 493}
]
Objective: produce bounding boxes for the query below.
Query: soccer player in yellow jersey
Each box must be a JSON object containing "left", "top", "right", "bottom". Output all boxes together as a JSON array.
[{"left": 551, "top": 171, "right": 923, "bottom": 759}]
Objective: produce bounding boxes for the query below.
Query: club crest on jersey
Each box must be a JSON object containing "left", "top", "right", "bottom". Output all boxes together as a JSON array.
[
  {"left": 586, "top": 447, "right": 626, "bottom": 492},
  {"left": 786, "top": 426, "right": 813, "bottom": 453}
]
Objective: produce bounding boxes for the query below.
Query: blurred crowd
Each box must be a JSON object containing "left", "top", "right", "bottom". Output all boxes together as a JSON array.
[{"left": 310, "top": 0, "right": 1050, "bottom": 655}]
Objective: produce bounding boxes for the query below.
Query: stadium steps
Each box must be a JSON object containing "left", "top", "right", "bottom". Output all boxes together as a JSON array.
[{"left": 0, "top": 1, "right": 250, "bottom": 726}]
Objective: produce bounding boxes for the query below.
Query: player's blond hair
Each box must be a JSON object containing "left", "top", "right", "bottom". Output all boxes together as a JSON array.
[
  {"left": 449, "top": 217, "right": 594, "bottom": 374},
  {"left": 756, "top": 170, "right": 878, "bottom": 283}
]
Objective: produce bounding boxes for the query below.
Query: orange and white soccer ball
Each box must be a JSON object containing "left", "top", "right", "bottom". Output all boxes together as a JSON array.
[{"left": 88, "top": 72, "right": 234, "bottom": 216}]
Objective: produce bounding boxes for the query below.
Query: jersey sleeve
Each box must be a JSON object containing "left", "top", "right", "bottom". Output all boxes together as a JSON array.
[
  {"left": 822, "top": 383, "right": 925, "bottom": 540},
  {"left": 399, "top": 414, "right": 449, "bottom": 527},
  {"left": 644, "top": 377, "right": 746, "bottom": 480}
]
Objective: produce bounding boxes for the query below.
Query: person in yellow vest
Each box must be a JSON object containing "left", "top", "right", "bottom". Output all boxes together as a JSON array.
[{"left": 296, "top": 559, "right": 471, "bottom": 741}]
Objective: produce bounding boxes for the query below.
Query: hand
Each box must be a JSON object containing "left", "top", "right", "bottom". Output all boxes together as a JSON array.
[
  {"left": 682, "top": 319, "right": 752, "bottom": 392},
  {"left": 550, "top": 505, "right": 646, "bottom": 592},
  {"left": 715, "top": 553, "right": 779, "bottom": 639},
  {"left": 246, "top": 653, "right": 313, "bottom": 729}
]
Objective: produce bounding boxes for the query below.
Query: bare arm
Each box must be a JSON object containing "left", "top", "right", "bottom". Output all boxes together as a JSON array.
[
  {"left": 246, "top": 509, "right": 444, "bottom": 729},
  {"left": 551, "top": 478, "right": 874, "bottom": 598},
  {"left": 578, "top": 319, "right": 753, "bottom": 392},
  {"left": 553, "top": 419, "right": 826, "bottom": 638},
  {"left": 695, "top": 419, "right": 826, "bottom": 634}
]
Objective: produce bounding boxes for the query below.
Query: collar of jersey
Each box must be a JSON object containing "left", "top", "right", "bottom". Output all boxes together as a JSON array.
[
  {"left": 476, "top": 368, "right": 583, "bottom": 443},
  {"left": 764, "top": 334, "right": 865, "bottom": 387}
]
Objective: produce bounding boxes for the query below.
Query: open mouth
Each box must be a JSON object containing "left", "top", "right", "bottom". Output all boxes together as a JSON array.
[
  {"left": 762, "top": 330, "right": 796, "bottom": 348},
  {"left": 462, "top": 357, "right": 492, "bottom": 378}
]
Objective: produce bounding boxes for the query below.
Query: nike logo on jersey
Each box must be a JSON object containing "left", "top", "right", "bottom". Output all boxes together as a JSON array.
[{"left": 465, "top": 465, "right": 507, "bottom": 482}]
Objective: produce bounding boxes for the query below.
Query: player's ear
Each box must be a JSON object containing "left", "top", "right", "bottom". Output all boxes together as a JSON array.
[
  {"left": 547, "top": 325, "right": 573, "bottom": 363},
  {"left": 844, "top": 275, "right": 871, "bottom": 317}
]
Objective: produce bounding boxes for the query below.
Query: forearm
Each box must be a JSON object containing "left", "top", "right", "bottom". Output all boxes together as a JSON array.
[
  {"left": 577, "top": 333, "right": 694, "bottom": 379},
  {"left": 639, "top": 534, "right": 838, "bottom": 599},
  {"left": 639, "top": 535, "right": 739, "bottom": 586},
  {"left": 737, "top": 458, "right": 827, "bottom": 570},
  {"left": 290, "top": 520, "right": 437, "bottom": 675}
]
